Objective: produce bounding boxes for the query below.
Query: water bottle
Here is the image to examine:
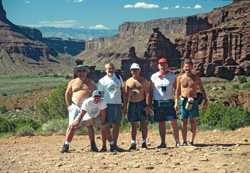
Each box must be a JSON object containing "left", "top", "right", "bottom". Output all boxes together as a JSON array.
[{"left": 185, "top": 98, "right": 194, "bottom": 110}]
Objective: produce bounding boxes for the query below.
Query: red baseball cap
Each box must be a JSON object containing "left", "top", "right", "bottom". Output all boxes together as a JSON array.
[{"left": 158, "top": 58, "right": 168, "bottom": 64}]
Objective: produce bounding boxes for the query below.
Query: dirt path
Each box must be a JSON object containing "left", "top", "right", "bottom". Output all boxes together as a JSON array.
[{"left": 0, "top": 128, "right": 249, "bottom": 172}]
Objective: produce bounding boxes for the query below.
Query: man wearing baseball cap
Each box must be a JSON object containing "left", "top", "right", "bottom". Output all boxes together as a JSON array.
[
  {"left": 61, "top": 65, "right": 97, "bottom": 153},
  {"left": 149, "top": 58, "right": 180, "bottom": 148},
  {"left": 123, "top": 63, "right": 150, "bottom": 150}
]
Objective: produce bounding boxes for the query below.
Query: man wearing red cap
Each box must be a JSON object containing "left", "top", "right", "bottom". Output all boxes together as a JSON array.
[{"left": 149, "top": 58, "right": 180, "bottom": 148}]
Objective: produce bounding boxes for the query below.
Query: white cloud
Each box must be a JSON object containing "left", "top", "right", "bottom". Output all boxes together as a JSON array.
[
  {"left": 124, "top": 2, "right": 159, "bottom": 9},
  {"left": 124, "top": 4, "right": 134, "bottom": 8},
  {"left": 27, "top": 20, "right": 78, "bottom": 28},
  {"left": 175, "top": 5, "right": 180, "bottom": 9},
  {"left": 25, "top": 1, "right": 30, "bottom": 4},
  {"left": 162, "top": 7, "right": 169, "bottom": 10},
  {"left": 194, "top": 4, "right": 202, "bottom": 9},
  {"left": 187, "top": 6, "right": 191, "bottom": 9},
  {"left": 90, "top": 24, "right": 108, "bottom": 30},
  {"left": 74, "top": 0, "right": 83, "bottom": 3}
]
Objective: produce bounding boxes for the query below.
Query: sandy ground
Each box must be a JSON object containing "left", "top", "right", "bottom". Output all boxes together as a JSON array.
[{"left": 0, "top": 127, "right": 249, "bottom": 173}]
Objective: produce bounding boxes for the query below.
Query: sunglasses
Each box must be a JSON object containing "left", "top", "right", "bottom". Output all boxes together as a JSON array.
[
  {"left": 77, "top": 70, "right": 86, "bottom": 72},
  {"left": 94, "top": 96, "right": 101, "bottom": 98}
]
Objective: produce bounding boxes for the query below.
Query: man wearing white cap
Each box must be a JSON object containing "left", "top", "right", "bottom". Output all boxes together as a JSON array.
[
  {"left": 123, "top": 63, "right": 150, "bottom": 150},
  {"left": 61, "top": 65, "right": 97, "bottom": 153}
]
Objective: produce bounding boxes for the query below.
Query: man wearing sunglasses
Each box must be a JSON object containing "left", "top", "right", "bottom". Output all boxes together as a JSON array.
[{"left": 61, "top": 65, "right": 97, "bottom": 153}]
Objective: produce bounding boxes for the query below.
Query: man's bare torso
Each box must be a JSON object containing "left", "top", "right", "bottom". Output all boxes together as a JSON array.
[
  {"left": 179, "top": 74, "right": 198, "bottom": 98},
  {"left": 71, "top": 78, "right": 96, "bottom": 106},
  {"left": 126, "top": 77, "right": 147, "bottom": 103}
]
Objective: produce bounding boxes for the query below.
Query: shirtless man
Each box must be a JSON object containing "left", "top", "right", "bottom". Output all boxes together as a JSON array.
[
  {"left": 123, "top": 63, "right": 150, "bottom": 150},
  {"left": 61, "top": 65, "right": 97, "bottom": 153},
  {"left": 174, "top": 59, "right": 208, "bottom": 146}
]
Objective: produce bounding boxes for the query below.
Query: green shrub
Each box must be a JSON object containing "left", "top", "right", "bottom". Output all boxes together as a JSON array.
[
  {"left": 242, "top": 83, "right": 250, "bottom": 89},
  {"left": 40, "top": 119, "right": 68, "bottom": 136},
  {"left": 15, "top": 126, "right": 35, "bottom": 137},
  {"left": 36, "top": 83, "right": 68, "bottom": 122},
  {"left": 2, "top": 93, "right": 7, "bottom": 97},
  {"left": 238, "top": 75, "right": 247, "bottom": 84},
  {"left": 232, "top": 84, "right": 240, "bottom": 90},
  {"left": 0, "top": 117, "right": 40, "bottom": 133},
  {"left": 0, "top": 105, "right": 7, "bottom": 114},
  {"left": 220, "top": 86, "right": 226, "bottom": 90},
  {"left": 198, "top": 103, "right": 250, "bottom": 130}
]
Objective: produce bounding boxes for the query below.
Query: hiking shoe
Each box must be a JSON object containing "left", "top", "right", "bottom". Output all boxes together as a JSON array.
[
  {"left": 61, "top": 144, "right": 69, "bottom": 153},
  {"left": 182, "top": 142, "right": 188, "bottom": 146},
  {"left": 129, "top": 143, "right": 136, "bottom": 150},
  {"left": 189, "top": 141, "right": 194, "bottom": 146},
  {"left": 91, "top": 143, "right": 98, "bottom": 152},
  {"left": 110, "top": 144, "right": 125, "bottom": 152},
  {"left": 100, "top": 146, "right": 107, "bottom": 152},
  {"left": 157, "top": 143, "right": 167, "bottom": 148},
  {"left": 142, "top": 142, "right": 147, "bottom": 149},
  {"left": 176, "top": 142, "right": 181, "bottom": 148}
]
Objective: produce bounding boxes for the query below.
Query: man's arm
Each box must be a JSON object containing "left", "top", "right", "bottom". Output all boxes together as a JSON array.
[
  {"left": 100, "top": 108, "right": 106, "bottom": 124},
  {"left": 197, "top": 76, "right": 208, "bottom": 110},
  {"left": 72, "top": 109, "right": 87, "bottom": 127},
  {"left": 174, "top": 76, "right": 181, "bottom": 111},
  {"left": 65, "top": 80, "right": 73, "bottom": 110},
  {"left": 143, "top": 79, "right": 150, "bottom": 115},
  {"left": 122, "top": 81, "right": 129, "bottom": 115},
  {"left": 149, "top": 77, "right": 155, "bottom": 110}
]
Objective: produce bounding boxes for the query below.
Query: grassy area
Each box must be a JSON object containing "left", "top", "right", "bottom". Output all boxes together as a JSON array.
[{"left": 0, "top": 76, "right": 69, "bottom": 98}]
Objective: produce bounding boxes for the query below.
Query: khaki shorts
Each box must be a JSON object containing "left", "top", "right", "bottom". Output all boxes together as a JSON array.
[{"left": 77, "top": 116, "right": 103, "bottom": 131}]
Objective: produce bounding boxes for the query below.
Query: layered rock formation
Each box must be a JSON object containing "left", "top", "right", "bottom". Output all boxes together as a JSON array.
[
  {"left": 175, "top": 0, "right": 250, "bottom": 80},
  {"left": 121, "top": 27, "right": 181, "bottom": 80},
  {"left": 0, "top": 0, "right": 74, "bottom": 76}
]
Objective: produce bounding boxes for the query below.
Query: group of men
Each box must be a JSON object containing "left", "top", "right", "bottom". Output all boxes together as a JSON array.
[{"left": 60, "top": 58, "right": 208, "bottom": 153}]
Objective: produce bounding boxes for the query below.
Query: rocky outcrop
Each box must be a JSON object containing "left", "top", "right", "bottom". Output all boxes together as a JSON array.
[
  {"left": 84, "top": 17, "right": 186, "bottom": 51},
  {"left": 121, "top": 27, "right": 181, "bottom": 80},
  {"left": 186, "top": 15, "right": 212, "bottom": 36},
  {"left": 0, "top": 0, "right": 74, "bottom": 76}
]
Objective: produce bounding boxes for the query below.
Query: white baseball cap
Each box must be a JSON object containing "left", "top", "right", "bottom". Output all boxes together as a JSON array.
[{"left": 130, "top": 63, "right": 141, "bottom": 70}]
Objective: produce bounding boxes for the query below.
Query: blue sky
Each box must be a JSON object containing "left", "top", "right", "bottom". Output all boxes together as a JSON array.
[{"left": 3, "top": 0, "right": 233, "bottom": 30}]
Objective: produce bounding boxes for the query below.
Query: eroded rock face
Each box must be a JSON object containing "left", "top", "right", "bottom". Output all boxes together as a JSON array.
[
  {"left": 121, "top": 27, "right": 181, "bottom": 80},
  {"left": 175, "top": 25, "right": 250, "bottom": 80}
]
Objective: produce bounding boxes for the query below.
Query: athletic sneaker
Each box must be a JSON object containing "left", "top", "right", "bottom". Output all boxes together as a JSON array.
[
  {"left": 157, "top": 143, "right": 167, "bottom": 148},
  {"left": 100, "top": 146, "right": 107, "bottom": 152},
  {"left": 91, "top": 143, "right": 98, "bottom": 152},
  {"left": 61, "top": 144, "right": 69, "bottom": 153},
  {"left": 176, "top": 142, "right": 181, "bottom": 148},
  {"left": 110, "top": 144, "right": 125, "bottom": 152},
  {"left": 129, "top": 143, "right": 136, "bottom": 150},
  {"left": 142, "top": 142, "right": 147, "bottom": 149},
  {"left": 182, "top": 142, "right": 188, "bottom": 146}
]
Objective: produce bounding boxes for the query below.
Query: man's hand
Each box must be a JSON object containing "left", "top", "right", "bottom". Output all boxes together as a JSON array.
[
  {"left": 122, "top": 105, "right": 127, "bottom": 115},
  {"left": 67, "top": 105, "right": 71, "bottom": 110},
  {"left": 203, "top": 100, "right": 208, "bottom": 110},
  {"left": 174, "top": 105, "right": 179, "bottom": 111},
  {"left": 144, "top": 105, "right": 150, "bottom": 115},
  {"left": 71, "top": 121, "right": 79, "bottom": 129}
]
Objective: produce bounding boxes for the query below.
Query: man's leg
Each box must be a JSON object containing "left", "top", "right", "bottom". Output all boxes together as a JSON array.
[
  {"left": 131, "top": 121, "right": 138, "bottom": 141},
  {"left": 158, "top": 121, "right": 166, "bottom": 144},
  {"left": 87, "top": 126, "right": 98, "bottom": 152},
  {"left": 140, "top": 120, "right": 147, "bottom": 141},
  {"left": 169, "top": 119, "right": 180, "bottom": 146},
  {"left": 190, "top": 117, "right": 197, "bottom": 144},
  {"left": 181, "top": 119, "right": 188, "bottom": 143},
  {"left": 65, "top": 125, "right": 77, "bottom": 142},
  {"left": 101, "top": 130, "right": 106, "bottom": 147},
  {"left": 112, "top": 123, "right": 120, "bottom": 145}
]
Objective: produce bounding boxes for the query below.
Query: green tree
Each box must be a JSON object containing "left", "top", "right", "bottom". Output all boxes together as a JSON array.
[{"left": 36, "top": 83, "right": 68, "bottom": 122}]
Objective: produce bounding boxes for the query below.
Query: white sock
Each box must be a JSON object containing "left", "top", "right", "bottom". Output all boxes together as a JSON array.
[
  {"left": 142, "top": 139, "right": 146, "bottom": 144},
  {"left": 131, "top": 140, "right": 136, "bottom": 144},
  {"left": 109, "top": 141, "right": 114, "bottom": 145},
  {"left": 65, "top": 141, "right": 70, "bottom": 145}
]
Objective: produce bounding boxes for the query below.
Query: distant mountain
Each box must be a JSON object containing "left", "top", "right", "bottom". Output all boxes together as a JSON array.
[{"left": 35, "top": 27, "right": 118, "bottom": 40}]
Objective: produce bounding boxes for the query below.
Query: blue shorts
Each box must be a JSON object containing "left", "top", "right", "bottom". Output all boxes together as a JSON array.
[
  {"left": 179, "top": 98, "right": 199, "bottom": 119},
  {"left": 106, "top": 104, "right": 122, "bottom": 124},
  {"left": 153, "top": 100, "right": 177, "bottom": 122},
  {"left": 127, "top": 100, "right": 148, "bottom": 122}
]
